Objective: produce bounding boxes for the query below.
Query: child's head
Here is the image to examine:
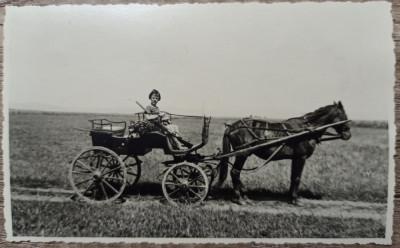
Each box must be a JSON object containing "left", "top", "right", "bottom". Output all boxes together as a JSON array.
[{"left": 149, "top": 89, "right": 161, "bottom": 106}]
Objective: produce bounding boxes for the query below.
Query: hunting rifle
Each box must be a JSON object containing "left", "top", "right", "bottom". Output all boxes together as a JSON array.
[{"left": 136, "top": 101, "right": 149, "bottom": 114}]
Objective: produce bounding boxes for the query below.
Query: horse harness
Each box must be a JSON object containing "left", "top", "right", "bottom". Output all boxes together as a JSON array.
[
  {"left": 227, "top": 118, "right": 307, "bottom": 146},
  {"left": 226, "top": 118, "right": 320, "bottom": 173}
]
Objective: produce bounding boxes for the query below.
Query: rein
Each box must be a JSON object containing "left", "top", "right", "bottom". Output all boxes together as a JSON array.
[
  {"left": 135, "top": 111, "right": 204, "bottom": 119},
  {"left": 227, "top": 122, "right": 333, "bottom": 136}
]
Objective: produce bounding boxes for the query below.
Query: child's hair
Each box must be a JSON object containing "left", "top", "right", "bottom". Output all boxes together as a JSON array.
[{"left": 149, "top": 89, "right": 161, "bottom": 101}]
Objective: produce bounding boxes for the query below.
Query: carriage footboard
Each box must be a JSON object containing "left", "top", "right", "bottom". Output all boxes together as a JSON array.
[{"left": 166, "top": 116, "right": 211, "bottom": 155}]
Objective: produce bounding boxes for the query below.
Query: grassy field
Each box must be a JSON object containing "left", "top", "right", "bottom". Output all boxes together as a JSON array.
[
  {"left": 7, "top": 110, "right": 390, "bottom": 238},
  {"left": 11, "top": 201, "right": 384, "bottom": 238}
]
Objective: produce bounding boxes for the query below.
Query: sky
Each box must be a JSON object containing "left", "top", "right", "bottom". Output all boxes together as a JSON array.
[{"left": 4, "top": 2, "right": 395, "bottom": 120}]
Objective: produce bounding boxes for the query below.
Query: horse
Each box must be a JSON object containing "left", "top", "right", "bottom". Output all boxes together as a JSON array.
[{"left": 217, "top": 101, "right": 351, "bottom": 205}]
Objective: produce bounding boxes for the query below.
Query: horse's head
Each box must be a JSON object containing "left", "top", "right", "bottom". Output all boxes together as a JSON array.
[
  {"left": 304, "top": 101, "right": 351, "bottom": 140},
  {"left": 331, "top": 101, "right": 351, "bottom": 140}
]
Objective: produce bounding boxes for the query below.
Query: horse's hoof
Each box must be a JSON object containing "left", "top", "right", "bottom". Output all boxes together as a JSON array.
[
  {"left": 207, "top": 194, "right": 217, "bottom": 200},
  {"left": 245, "top": 198, "right": 253, "bottom": 205},
  {"left": 288, "top": 198, "right": 298, "bottom": 205},
  {"left": 215, "top": 182, "right": 223, "bottom": 189}
]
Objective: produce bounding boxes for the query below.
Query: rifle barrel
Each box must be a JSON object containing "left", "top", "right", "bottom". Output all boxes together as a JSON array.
[{"left": 136, "top": 101, "right": 149, "bottom": 113}]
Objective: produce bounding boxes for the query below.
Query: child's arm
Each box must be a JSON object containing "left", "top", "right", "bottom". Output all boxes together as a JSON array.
[
  {"left": 145, "top": 113, "right": 160, "bottom": 121},
  {"left": 144, "top": 105, "right": 164, "bottom": 121}
]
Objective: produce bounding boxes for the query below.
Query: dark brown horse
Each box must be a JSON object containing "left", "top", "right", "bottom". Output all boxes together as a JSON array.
[{"left": 217, "top": 101, "right": 351, "bottom": 205}]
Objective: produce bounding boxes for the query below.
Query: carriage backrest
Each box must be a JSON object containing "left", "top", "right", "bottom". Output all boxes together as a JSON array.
[{"left": 89, "top": 119, "right": 126, "bottom": 137}]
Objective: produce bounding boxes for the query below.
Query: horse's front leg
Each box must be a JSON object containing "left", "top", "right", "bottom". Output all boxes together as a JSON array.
[
  {"left": 231, "top": 156, "right": 248, "bottom": 205},
  {"left": 289, "top": 156, "right": 306, "bottom": 205}
]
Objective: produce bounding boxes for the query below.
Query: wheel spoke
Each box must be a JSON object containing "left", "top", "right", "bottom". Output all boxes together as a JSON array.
[
  {"left": 72, "top": 170, "right": 91, "bottom": 175},
  {"left": 169, "top": 172, "right": 183, "bottom": 183},
  {"left": 125, "top": 179, "right": 132, "bottom": 187},
  {"left": 122, "top": 155, "right": 130, "bottom": 162},
  {"left": 127, "top": 171, "right": 138, "bottom": 176},
  {"left": 196, "top": 179, "right": 206, "bottom": 186},
  {"left": 164, "top": 182, "right": 181, "bottom": 187},
  {"left": 116, "top": 170, "right": 125, "bottom": 178},
  {"left": 188, "top": 188, "right": 202, "bottom": 200},
  {"left": 76, "top": 160, "right": 94, "bottom": 173},
  {"left": 127, "top": 163, "right": 138, "bottom": 167},
  {"left": 103, "top": 176, "right": 124, "bottom": 181},
  {"left": 100, "top": 182, "right": 108, "bottom": 200},
  {"left": 168, "top": 187, "right": 181, "bottom": 197},
  {"left": 102, "top": 179, "right": 119, "bottom": 194},
  {"left": 96, "top": 152, "right": 104, "bottom": 169},
  {"left": 101, "top": 156, "right": 115, "bottom": 173},
  {"left": 83, "top": 181, "right": 95, "bottom": 196},
  {"left": 189, "top": 174, "right": 203, "bottom": 184},
  {"left": 188, "top": 185, "right": 207, "bottom": 189},
  {"left": 77, "top": 154, "right": 92, "bottom": 160},
  {"left": 102, "top": 166, "right": 123, "bottom": 176},
  {"left": 180, "top": 167, "right": 190, "bottom": 181},
  {"left": 88, "top": 151, "right": 97, "bottom": 166},
  {"left": 75, "top": 178, "right": 93, "bottom": 187},
  {"left": 184, "top": 191, "right": 190, "bottom": 204}
]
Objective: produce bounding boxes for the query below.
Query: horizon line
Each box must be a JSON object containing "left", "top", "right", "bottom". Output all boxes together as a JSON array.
[{"left": 8, "top": 108, "right": 389, "bottom": 123}]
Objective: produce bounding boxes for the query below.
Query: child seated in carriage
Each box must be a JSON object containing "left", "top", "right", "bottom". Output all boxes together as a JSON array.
[{"left": 144, "top": 89, "right": 188, "bottom": 150}]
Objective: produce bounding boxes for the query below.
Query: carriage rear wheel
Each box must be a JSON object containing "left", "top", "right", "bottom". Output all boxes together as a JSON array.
[
  {"left": 162, "top": 162, "right": 209, "bottom": 206},
  {"left": 121, "top": 155, "right": 142, "bottom": 189},
  {"left": 201, "top": 163, "right": 216, "bottom": 188},
  {"left": 69, "top": 146, "right": 127, "bottom": 203}
]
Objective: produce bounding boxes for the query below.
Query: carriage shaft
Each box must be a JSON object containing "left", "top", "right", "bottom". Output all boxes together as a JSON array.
[{"left": 214, "top": 120, "right": 350, "bottom": 159}]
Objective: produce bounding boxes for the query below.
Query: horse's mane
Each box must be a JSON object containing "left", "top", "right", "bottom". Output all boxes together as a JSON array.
[
  {"left": 302, "top": 104, "right": 337, "bottom": 125},
  {"left": 285, "top": 104, "right": 339, "bottom": 126}
]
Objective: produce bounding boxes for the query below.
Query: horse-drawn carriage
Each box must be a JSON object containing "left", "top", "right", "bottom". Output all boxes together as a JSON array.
[{"left": 69, "top": 102, "right": 351, "bottom": 206}]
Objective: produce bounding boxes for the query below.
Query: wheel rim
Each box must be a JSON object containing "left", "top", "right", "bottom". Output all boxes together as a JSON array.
[
  {"left": 69, "top": 147, "right": 127, "bottom": 203},
  {"left": 122, "top": 155, "right": 141, "bottom": 188},
  {"left": 162, "top": 162, "right": 209, "bottom": 206}
]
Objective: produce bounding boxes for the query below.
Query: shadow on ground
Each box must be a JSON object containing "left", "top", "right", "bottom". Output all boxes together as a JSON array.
[{"left": 123, "top": 182, "right": 322, "bottom": 203}]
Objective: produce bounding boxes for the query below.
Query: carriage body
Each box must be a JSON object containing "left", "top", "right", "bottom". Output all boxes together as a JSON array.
[
  {"left": 89, "top": 129, "right": 166, "bottom": 157},
  {"left": 69, "top": 115, "right": 213, "bottom": 206},
  {"left": 88, "top": 118, "right": 168, "bottom": 156}
]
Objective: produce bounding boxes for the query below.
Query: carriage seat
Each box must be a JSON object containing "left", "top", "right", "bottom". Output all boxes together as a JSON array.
[
  {"left": 94, "top": 126, "right": 126, "bottom": 137},
  {"left": 98, "top": 126, "right": 125, "bottom": 132}
]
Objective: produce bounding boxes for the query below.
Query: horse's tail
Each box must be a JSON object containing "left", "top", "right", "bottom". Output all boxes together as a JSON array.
[{"left": 217, "top": 127, "right": 232, "bottom": 186}]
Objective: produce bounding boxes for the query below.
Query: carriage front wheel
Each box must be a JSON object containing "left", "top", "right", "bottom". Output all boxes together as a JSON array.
[
  {"left": 162, "top": 162, "right": 209, "bottom": 206},
  {"left": 69, "top": 146, "right": 127, "bottom": 203}
]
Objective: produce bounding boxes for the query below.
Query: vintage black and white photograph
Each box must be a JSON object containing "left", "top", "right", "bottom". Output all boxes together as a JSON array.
[{"left": 3, "top": 2, "right": 395, "bottom": 244}]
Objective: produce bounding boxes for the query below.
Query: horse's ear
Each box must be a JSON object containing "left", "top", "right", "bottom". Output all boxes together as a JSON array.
[
  {"left": 333, "top": 101, "right": 337, "bottom": 105},
  {"left": 338, "top": 101, "right": 343, "bottom": 108}
]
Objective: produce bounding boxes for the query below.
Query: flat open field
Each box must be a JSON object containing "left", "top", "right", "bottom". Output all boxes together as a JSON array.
[{"left": 6, "top": 110, "right": 389, "bottom": 238}]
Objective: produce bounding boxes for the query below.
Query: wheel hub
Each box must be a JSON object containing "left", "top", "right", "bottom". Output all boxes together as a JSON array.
[
  {"left": 93, "top": 170, "right": 102, "bottom": 181},
  {"left": 180, "top": 180, "right": 189, "bottom": 190}
]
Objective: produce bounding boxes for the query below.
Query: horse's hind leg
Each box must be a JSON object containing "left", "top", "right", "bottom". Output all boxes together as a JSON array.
[
  {"left": 231, "top": 155, "right": 248, "bottom": 205},
  {"left": 289, "top": 156, "right": 306, "bottom": 205}
]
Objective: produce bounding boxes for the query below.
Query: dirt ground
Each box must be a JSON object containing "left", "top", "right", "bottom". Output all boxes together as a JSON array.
[{"left": 11, "top": 186, "right": 387, "bottom": 225}]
